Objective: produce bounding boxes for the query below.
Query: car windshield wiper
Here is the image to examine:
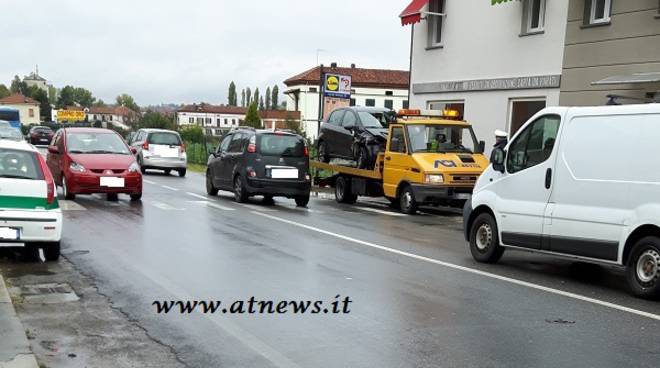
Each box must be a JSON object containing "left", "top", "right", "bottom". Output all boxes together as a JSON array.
[
  {"left": 86, "top": 150, "right": 125, "bottom": 154},
  {"left": 0, "top": 174, "right": 37, "bottom": 180},
  {"left": 68, "top": 150, "right": 85, "bottom": 154}
]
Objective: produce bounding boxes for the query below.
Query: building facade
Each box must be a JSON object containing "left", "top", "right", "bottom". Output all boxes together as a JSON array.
[
  {"left": 401, "top": 0, "right": 570, "bottom": 150},
  {"left": 260, "top": 110, "right": 302, "bottom": 130},
  {"left": 177, "top": 104, "right": 246, "bottom": 136},
  {"left": 559, "top": 0, "right": 660, "bottom": 105},
  {"left": 284, "top": 64, "right": 409, "bottom": 139},
  {"left": 87, "top": 106, "right": 136, "bottom": 129},
  {"left": 0, "top": 94, "right": 41, "bottom": 125}
]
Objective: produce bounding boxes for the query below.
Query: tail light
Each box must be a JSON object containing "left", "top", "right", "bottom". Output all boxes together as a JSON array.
[
  {"left": 36, "top": 154, "right": 55, "bottom": 205},
  {"left": 304, "top": 146, "right": 309, "bottom": 157},
  {"left": 247, "top": 135, "right": 257, "bottom": 153},
  {"left": 180, "top": 143, "right": 186, "bottom": 154},
  {"left": 142, "top": 142, "right": 149, "bottom": 150}
]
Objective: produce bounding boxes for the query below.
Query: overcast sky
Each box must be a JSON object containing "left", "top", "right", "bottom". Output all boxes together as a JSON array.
[{"left": 0, "top": 0, "right": 411, "bottom": 106}]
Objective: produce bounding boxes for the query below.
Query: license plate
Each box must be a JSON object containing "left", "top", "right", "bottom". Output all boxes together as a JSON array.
[
  {"left": 100, "top": 177, "right": 125, "bottom": 187},
  {"left": 153, "top": 145, "right": 179, "bottom": 158},
  {"left": 454, "top": 193, "right": 471, "bottom": 200},
  {"left": 0, "top": 227, "right": 19, "bottom": 240},
  {"left": 271, "top": 168, "right": 298, "bottom": 179}
]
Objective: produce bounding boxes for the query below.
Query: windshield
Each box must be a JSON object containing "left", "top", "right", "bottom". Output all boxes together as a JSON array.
[
  {"left": 0, "top": 127, "right": 24, "bottom": 141},
  {"left": 0, "top": 111, "right": 19, "bottom": 121},
  {"left": 148, "top": 132, "right": 181, "bottom": 145},
  {"left": 32, "top": 127, "right": 53, "bottom": 133},
  {"left": 66, "top": 132, "right": 130, "bottom": 154},
  {"left": 358, "top": 112, "right": 386, "bottom": 128},
  {"left": 0, "top": 148, "right": 43, "bottom": 180},
  {"left": 258, "top": 134, "right": 305, "bottom": 157},
  {"left": 406, "top": 124, "right": 478, "bottom": 153}
]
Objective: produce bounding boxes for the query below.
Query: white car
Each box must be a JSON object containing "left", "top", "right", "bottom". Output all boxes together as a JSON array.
[
  {"left": 464, "top": 103, "right": 660, "bottom": 299},
  {"left": 0, "top": 139, "right": 62, "bottom": 260}
]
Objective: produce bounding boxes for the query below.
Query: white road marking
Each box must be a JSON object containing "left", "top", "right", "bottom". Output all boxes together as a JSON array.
[
  {"left": 354, "top": 206, "right": 406, "bottom": 217},
  {"left": 151, "top": 201, "right": 185, "bottom": 211},
  {"left": 237, "top": 203, "right": 277, "bottom": 212},
  {"left": 186, "top": 192, "right": 209, "bottom": 200},
  {"left": 143, "top": 179, "right": 157, "bottom": 184},
  {"left": 161, "top": 185, "right": 179, "bottom": 191},
  {"left": 252, "top": 211, "right": 660, "bottom": 322},
  {"left": 188, "top": 200, "right": 235, "bottom": 211},
  {"left": 59, "top": 200, "right": 87, "bottom": 211}
]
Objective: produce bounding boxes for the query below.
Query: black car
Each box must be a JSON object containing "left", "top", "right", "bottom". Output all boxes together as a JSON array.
[
  {"left": 316, "top": 107, "right": 395, "bottom": 169},
  {"left": 28, "top": 126, "right": 54, "bottom": 145},
  {"left": 206, "top": 128, "right": 311, "bottom": 206}
]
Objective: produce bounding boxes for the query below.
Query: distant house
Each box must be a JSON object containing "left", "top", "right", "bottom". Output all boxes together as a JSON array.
[
  {"left": 260, "top": 110, "right": 301, "bottom": 130},
  {"left": 87, "top": 106, "right": 136, "bottom": 128},
  {"left": 284, "top": 63, "right": 410, "bottom": 138},
  {"left": 177, "top": 103, "right": 247, "bottom": 136},
  {"left": 23, "top": 71, "right": 48, "bottom": 92},
  {"left": 0, "top": 94, "right": 40, "bottom": 125}
]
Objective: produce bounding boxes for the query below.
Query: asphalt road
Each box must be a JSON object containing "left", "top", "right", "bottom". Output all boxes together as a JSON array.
[{"left": 14, "top": 167, "right": 660, "bottom": 367}]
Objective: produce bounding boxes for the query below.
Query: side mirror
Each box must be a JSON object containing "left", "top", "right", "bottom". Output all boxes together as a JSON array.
[
  {"left": 47, "top": 145, "right": 59, "bottom": 154},
  {"left": 491, "top": 148, "right": 506, "bottom": 173},
  {"left": 130, "top": 147, "right": 138, "bottom": 155},
  {"left": 477, "top": 140, "right": 486, "bottom": 154},
  {"left": 343, "top": 122, "right": 355, "bottom": 130}
]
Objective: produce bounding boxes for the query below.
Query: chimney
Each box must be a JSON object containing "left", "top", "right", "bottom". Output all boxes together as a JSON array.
[
  {"left": 330, "top": 62, "right": 338, "bottom": 68},
  {"left": 350, "top": 63, "right": 356, "bottom": 69}
]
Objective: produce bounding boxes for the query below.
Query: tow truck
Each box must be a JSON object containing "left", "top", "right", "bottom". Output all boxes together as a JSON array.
[{"left": 311, "top": 109, "right": 489, "bottom": 214}]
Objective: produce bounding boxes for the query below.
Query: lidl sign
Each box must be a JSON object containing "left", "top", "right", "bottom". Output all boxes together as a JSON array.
[
  {"left": 57, "top": 110, "right": 86, "bottom": 121},
  {"left": 323, "top": 73, "right": 351, "bottom": 99}
]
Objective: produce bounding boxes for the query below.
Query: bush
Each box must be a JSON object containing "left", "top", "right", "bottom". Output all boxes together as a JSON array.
[{"left": 178, "top": 126, "right": 205, "bottom": 143}]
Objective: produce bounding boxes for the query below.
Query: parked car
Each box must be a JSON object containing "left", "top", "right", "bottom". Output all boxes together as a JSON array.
[
  {"left": 46, "top": 127, "right": 142, "bottom": 201},
  {"left": 316, "top": 107, "right": 396, "bottom": 169},
  {"left": 130, "top": 129, "right": 187, "bottom": 177},
  {"left": 0, "top": 124, "right": 24, "bottom": 141},
  {"left": 206, "top": 128, "right": 311, "bottom": 206},
  {"left": 0, "top": 138, "right": 61, "bottom": 260},
  {"left": 464, "top": 104, "right": 660, "bottom": 299},
  {"left": 28, "top": 125, "right": 54, "bottom": 145}
]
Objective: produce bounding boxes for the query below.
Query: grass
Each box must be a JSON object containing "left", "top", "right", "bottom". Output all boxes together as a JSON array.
[{"left": 187, "top": 163, "right": 207, "bottom": 173}]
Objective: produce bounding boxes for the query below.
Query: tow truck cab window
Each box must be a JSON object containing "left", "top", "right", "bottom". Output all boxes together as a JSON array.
[
  {"left": 507, "top": 115, "right": 560, "bottom": 174},
  {"left": 389, "top": 127, "right": 407, "bottom": 153},
  {"left": 407, "top": 124, "right": 477, "bottom": 153}
]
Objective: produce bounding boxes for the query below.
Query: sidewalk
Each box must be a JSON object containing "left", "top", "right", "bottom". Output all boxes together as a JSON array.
[{"left": 0, "top": 275, "right": 38, "bottom": 368}]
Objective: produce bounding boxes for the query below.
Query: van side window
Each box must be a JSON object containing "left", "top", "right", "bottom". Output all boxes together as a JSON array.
[
  {"left": 507, "top": 115, "right": 560, "bottom": 174},
  {"left": 389, "top": 127, "right": 407, "bottom": 153}
]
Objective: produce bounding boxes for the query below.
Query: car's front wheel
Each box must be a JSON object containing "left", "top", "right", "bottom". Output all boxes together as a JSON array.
[
  {"left": 356, "top": 146, "right": 370, "bottom": 169},
  {"left": 626, "top": 236, "right": 660, "bottom": 300},
  {"left": 206, "top": 170, "right": 218, "bottom": 195},
  {"left": 62, "top": 176, "right": 75, "bottom": 200},
  {"left": 399, "top": 185, "right": 418, "bottom": 215},
  {"left": 469, "top": 213, "right": 505, "bottom": 263},
  {"left": 317, "top": 141, "right": 330, "bottom": 163}
]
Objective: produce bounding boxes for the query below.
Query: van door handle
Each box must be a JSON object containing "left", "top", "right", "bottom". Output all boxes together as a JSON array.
[
  {"left": 385, "top": 156, "right": 391, "bottom": 161},
  {"left": 545, "top": 168, "right": 552, "bottom": 189}
]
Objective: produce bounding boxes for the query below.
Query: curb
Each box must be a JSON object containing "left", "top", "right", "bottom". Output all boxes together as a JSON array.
[{"left": 0, "top": 275, "right": 39, "bottom": 368}]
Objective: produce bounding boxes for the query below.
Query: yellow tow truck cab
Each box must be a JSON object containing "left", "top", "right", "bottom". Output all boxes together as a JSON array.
[{"left": 312, "top": 109, "right": 488, "bottom": 214}]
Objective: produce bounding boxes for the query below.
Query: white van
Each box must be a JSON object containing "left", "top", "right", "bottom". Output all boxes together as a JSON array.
[{"left": 463, "top": 104, "right": 660, "bottom": 299}]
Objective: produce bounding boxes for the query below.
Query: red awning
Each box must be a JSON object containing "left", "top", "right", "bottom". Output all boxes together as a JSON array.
[{"left": 399, "top": 0, "right": 429, "bottom": 26}]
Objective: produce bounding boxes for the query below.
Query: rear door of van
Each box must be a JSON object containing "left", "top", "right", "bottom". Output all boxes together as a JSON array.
[{"left": 494, "top": 114, "right": 562, "bottom": 250}]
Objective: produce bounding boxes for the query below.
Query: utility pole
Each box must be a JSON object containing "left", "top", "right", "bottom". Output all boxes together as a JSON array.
[{"left": 317, "top": 64, "right": 324, "bottom": 138}]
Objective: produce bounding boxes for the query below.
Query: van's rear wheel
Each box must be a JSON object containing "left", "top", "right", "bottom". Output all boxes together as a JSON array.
[
  {"left": 626, "top": 237, "right": 660, "bottom": 300},
  {"left": 469, "top": 213, "right": 505, "bottom": 263},
  {"left": 335, "top": 176, "right": 357, "bottom": 204}
]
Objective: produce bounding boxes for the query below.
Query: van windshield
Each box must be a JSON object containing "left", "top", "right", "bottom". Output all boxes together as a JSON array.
[
  {"left": 258, "top": 134, "right": 305, "bottom": 157},
  {"left": 406, "top": 124, "right": 478, "bottom": 154}
]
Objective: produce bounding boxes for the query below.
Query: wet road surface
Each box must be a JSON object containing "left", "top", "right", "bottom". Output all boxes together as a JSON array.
[{"left": 8, "top": 168, "right": 660, "bottom": 367}]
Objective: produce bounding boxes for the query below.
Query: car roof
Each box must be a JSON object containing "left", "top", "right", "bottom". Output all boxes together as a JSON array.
[
  {"left": 339, "top": 106, "right": 392, "bottom": 113},
  {"left": 140, "top": 128, "right": 180, "bottom": 134},
  {"left": 64, "top": 127, "right": 117, "bottom": 134},
  {"left": 0, "top": 139, "right": 39, "bottom": 152}
]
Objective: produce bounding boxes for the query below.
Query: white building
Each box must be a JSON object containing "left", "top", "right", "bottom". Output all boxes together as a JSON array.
[
  {"left": 177, "top": 104, "right": 245, "bottom": 136},
  {"left": 400, "top": 0, "right": 569, "bottom": 151},
  {"left": 23, "top": 70, "right": 48, "bottom": 92},
  {"left": 284, "top": 64, "right": 409, "bottom": 139},
  {"left": 87, "top": 106, "right": 135, "bottom": 129}
]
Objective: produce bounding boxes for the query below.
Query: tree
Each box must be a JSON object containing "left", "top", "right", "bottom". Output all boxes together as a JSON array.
[
  {"left": 93, "top": 99, "right": 106, "bottom": 107},
  {"left": 265, "top": 87, "right": 271, "bottom": 110},
  {"left": 245, "top": 88, "right": 252, "bottom": 106},
  {"left": 74, "top": 87, "right": 95, "bottom": 107},
  {"left": 0, "top": 84, "right": 9, "bottom": 99},
  {"left": 228, "top": 81, "right": 237, "bottom": 106},
  {"left": 48, "top": 86, "right": 58, "bottom": 104},
  {"left": 9, "top": 75, "right": 26, "bottom": 94},
  {"left": 178, "top": 126, "right": 205, "bottom": 143},
  {"left": 57, "top": 86, "right": 76, "bottom": 108},
  {"left": 138, "top": 111, "right": 175, "bottom": 130},
  {"left": 244, "top": 102, "right": 261, "bottom": 128},
  {"left": 31, "top": 89, "right": 51, "bottom": 121},
  {"left": 116, "top": 93, "right": 140, "bottom": 112},
  {"left": 253, "top": 88, "right": 260, "bottom": 109},
  {"left": 259, "top": 97, "right": 265, "bottom": 110},
  {"left": 271, "top": 85, "right": 279, "bottom": 110},
  {"left": 241, "top": 89, "right": 246, "bottom": 107}
]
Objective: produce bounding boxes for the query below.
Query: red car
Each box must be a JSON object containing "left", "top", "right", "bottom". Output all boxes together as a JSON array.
[{"left": 46, "top": 128, "right": 142, "bottom": 201}]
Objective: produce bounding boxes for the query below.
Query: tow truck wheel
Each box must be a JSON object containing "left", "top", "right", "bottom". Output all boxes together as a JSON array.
[
  {"left": 626, "top": 237, "right": 660, "bottom": 300},
  {"left": 399, "top": 186, "right": 418, "bottom": 215},
  {"left": 335, "top": 176, "right": 357, "bottom": 204},
  {"left": 469, "top": 213, "right": 505, "bottom": 263}
]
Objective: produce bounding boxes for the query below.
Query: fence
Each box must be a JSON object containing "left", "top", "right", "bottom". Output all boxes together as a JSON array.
[{"left": 185, "top": 142, "right": 209, "bottom": 165}]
